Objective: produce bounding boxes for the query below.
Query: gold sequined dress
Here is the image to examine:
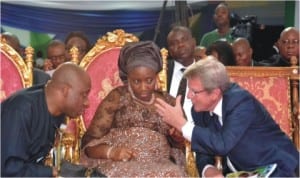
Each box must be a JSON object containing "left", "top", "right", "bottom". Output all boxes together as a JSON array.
[{"left": 80, "top": 86, "right": 187, "bottom": 177}]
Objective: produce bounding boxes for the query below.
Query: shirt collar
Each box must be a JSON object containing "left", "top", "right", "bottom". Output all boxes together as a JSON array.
[
  {"left": 212, "top": 97, "right": 223, "bottom": 118},
  {"left": 174, "top": 60, "right": 186, "bottom": 73},
  {"left": 174, "top": 60, "right": 196, "bottom": 72}
]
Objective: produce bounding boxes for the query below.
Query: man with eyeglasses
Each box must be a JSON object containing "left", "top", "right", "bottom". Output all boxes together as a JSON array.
[
  {"left": 155, "top": 56, "right": 299, "bottom": 177},
  {"left": 257, "top": 27, "right": 299, "bottom": 66},
  {"left": 44, "top": 39, "right": 66, "bottom": 76}
]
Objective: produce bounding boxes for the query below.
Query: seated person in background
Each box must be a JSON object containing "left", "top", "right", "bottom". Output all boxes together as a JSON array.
[
  {"left": 64, "top": 31, "right": 91, "bottom": 62},
  {"left": 1, "top": 32, "right": 51, "bottom": 85},
  {"left": 44, "top": 39, "right": 66, "bottom": 76},
  {"left": 1, "top": 63, "right": 91, "bottom": 177},
  {"left": 258, "top": 27, "right": 299, "bottom": 66},
  {"left": 200, "top": 2, "right": 235, "bottom": 48},
  {"left": 155, "top": 56, "right": 299, "bottom": 177},
  {"left": 194, "top": 46, "right": 207, "bottom": 61},
  {"left": 166, "top": 25, "right": 196, "bottom": 122},
  {"left": 1, "top": 32, "right": 24, "bottom": 56},
  {"left": 206, "top": 40, "right": 236, "bottom": 66},
  {"left": 232, "top": 37, "right": 258, "bottom": 66},
  {"left": 80, "top": 41, "right": 187, "bottom": 177}
]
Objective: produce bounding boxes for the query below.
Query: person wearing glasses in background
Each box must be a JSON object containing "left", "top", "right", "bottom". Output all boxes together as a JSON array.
[
  {"left": 44, "top": 39, "right": 66, "bottom": 76},
  {"left": 155, "top": 56, "right": 299, "bottom": 177},
  {"left": 257, "top": 27, "right": 299, "bottom": 66}
]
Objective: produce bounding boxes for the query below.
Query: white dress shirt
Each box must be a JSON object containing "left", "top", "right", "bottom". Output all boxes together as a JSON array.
[{"left": 181, "top": 98, "right": 237, "bottom": 177}]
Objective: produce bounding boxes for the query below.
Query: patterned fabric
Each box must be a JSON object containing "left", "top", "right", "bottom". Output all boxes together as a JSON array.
[
  {"left": 118, "top": 41, "right": 162, "bottom": 82},
  {"left": 80, "top": 86, "right": 187, "bottom": 177},
  {"left": 230, "top": 76, "right": 292, "bottom": 137}
]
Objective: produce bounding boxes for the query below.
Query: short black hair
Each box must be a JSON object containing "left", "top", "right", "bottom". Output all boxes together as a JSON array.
[{"left": 64, "top": 31, "right": 91, "bottom": 51}]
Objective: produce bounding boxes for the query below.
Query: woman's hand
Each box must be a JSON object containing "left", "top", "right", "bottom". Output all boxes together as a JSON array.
[
  {"left": 204, "top": 166, "right": 224, "bottom": 178},
  {"left": 109, "top": 147, "right": 136, "bottom": 162}
]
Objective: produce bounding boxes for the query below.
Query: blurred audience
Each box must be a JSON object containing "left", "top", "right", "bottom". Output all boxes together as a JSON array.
[
  {"left": 206, "top": 40, "right": 236, "bottom": 66},
  {"left": 200, "top": 2, "right": 235, "bottom": 48},
  {"left": 232, "top": 37, "right": 258, "bottom": 66},
  {"left": 194, "top": 46, "right": 207, "bottom": 61},
  {"left": 1, "top": 32, "right": 50, "bottom": 85},
  {"left": 64, "top": 31, "right": 91, "bottom": 62}
]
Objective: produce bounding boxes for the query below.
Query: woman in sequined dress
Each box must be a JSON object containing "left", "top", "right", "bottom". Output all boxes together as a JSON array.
[{"left": 80, "top": 41, "right": 187, "bottom": 177}]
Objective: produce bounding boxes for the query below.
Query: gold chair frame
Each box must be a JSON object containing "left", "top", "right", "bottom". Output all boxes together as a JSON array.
[
  {"left": 0, "top": 37, "right": 33, "bottom": 101},
  {"left": 50, "top": 29, "right": 140, "bottom": 167}
]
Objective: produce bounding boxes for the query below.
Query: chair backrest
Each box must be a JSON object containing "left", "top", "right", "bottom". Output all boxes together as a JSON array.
[
  {"left": 0, "top": 38, "right": 33, "bottom": 102},
  {"left": 79, "top": 29, "right": 139, "bottom": 128},
  {"left": 57, "top": 30, "right": 171, "bottom": 165},
  {"left": 226, "top": 65, "right": 299, "bottom": 149}
]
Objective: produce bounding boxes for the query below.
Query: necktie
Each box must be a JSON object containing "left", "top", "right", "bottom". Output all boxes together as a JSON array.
[
  {"left": 212, "top": 113, "right": 222, "bottom": 130},
  {"left": 176, "top": 68, "right": 187, "bottom": 106}
]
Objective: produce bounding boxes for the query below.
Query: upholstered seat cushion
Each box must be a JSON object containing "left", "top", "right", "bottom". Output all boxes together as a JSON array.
[{"left": 1, "top": 52, "right": 24, "bottom": 102}]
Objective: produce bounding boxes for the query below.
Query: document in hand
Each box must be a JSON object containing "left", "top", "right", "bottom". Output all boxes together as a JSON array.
[{"left": 226, "top": 163, "right": 277, "bottom": 178}]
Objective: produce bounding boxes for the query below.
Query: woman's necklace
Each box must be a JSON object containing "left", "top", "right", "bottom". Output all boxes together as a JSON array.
[{"left": 128, "top": 84, "right": 155, "bottom": 105}]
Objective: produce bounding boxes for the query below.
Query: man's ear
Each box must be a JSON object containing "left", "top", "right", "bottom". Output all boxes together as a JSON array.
[
  {"left": 61, "top": 84, "right": 70, "bottom": 98},
  {"left": 212, "top": 88, "right": 222, "bottom": 100}
]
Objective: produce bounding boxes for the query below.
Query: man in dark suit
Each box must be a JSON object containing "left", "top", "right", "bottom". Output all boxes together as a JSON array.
[
  {"left": 155, "top": 56, "right": 299, "bottom": 177},
  {"left": 166, "top": 25, "right": 196, "bottom": 122},
  {"left": 257, "top": 27, "right": 299, "bottom": 66}
]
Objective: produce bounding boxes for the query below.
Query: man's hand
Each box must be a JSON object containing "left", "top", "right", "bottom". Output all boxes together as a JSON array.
[
  {"left": 43, "top": 59, "right": 53, "bottom": 71},
  {"left": 155, "top": 95, "right": 187, "bottom": 131},
  {"left": 52, "top": 167, "right": 59, "bottom": 177}
]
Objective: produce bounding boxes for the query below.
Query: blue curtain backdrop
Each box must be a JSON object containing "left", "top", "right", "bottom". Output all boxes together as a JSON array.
[{"left": 1, "top": 2, "right": 176, "bottom": 44}]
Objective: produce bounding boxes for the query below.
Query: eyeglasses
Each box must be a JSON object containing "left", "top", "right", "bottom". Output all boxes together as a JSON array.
[
  {"left": 189, "top": 89, "right": 207, "bottom": 97},
  {"left": 48, "top": 54, "right": 65, "bottom": 61},
  {"left": 281, "top": 39, "right": 299, "bottom": 46}
]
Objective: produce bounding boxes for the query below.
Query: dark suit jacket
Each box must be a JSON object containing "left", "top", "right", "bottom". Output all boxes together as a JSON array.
[
  {"left": 33, "top": 68, "right": 51, "bottom": 85},
  {"left": 256, "top": 54, "right": 291, "bottom": 67},
  {"left": 166, "top": 59, "right": 175, "bottom": 93},
  {"left": 191, "top": 83, "right": 299, "bottom": 176}
]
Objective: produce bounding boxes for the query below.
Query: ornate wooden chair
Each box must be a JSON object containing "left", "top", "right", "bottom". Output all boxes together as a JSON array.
[
  {"left": 211, "top": 59, "right": 300, "bottom": 172},
  {"left": 79, "top": 29, "right": 139, "bottom": 128},
  {"left": 0, "top": 36, "right": 33, "bottom": 102},
  {"left": 51, "top": 29, "right": 139, "bottom": 166},
  {"left": 56, "top": 30, "right": 197, "bottom": 177},
  {"left": 226, "top": 61, "right": 299, "bottom": 149},
  {"left": 57, "top": 29, "right": 192, "bottom": 174}
]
